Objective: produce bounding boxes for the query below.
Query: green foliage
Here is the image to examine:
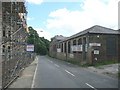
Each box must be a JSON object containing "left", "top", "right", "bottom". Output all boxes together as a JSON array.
[{"left": 27, "top": 26, "right": 50, "bottom": 55}]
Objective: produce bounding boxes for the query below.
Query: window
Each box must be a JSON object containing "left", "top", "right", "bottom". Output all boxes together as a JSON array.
[
  {"left": 2, "top": 45, "right": 5, "bottom": 53},
  {"left": 8, "top": 31, "right": 11, "bottom": 37},
  {"left": 8, "top": 46, "right": 10, "bottom": 52},
  {"left": 61, "top": 43, "right": 63, "bottom": 52},
  {"left": 68, "top": 41, "right": 71, "bottom": 53},
  {"left": 73, "top": 40, "right": 76, "bottom": 45},
  {"left": 73, "top": 40, "right": 76, "bottom": 53},
  {"left": 83, "top": 37, "right": 87, "bottom": 52},
  {"left": 78, "top": 38, "right": 82, "bottom": 45},
  {"left": 64, "top": 42, "right": 66, "bottom": 53},
  {"left": 3, "top": 30, "right": 5, "bottom": 37}
]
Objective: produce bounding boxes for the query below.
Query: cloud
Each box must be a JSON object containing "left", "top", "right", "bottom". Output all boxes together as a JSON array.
[
  {"left": 46, "top": 0, "right": 119, "bottom": 37},
  {"left": 26, "top": 0, "right": 43, "bottom": 4},
  {"left": 27, "top": 17, "right": 34, "bottom": 21},
  {"left": 35, "top": 28, "right": 52, "bottom": 41}
]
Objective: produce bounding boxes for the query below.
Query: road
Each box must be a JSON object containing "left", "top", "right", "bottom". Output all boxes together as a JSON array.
[{"left": 32, "top": 56, "right": 118, "bottom": 89}]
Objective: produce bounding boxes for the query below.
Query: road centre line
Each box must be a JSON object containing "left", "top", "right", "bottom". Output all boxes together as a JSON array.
[
  {"left": 85, "top": 83, "right": 97, "bottom": 90},
  {"left": 54, "top": 64, "right": 60, "bottom": 67},
  {"left": 65, "top": 69, "right": 75, "bottom": 77},
  {"left": 67, "top": 63, "right": 71, "bottom": 64},
  {"left": 49, "top": 60, "right": 53, "bottom": 63}
]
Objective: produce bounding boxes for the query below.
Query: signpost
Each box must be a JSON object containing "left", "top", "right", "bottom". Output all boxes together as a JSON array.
[{"left": 26, "top": 45, "right": 34, "bottom": 52}]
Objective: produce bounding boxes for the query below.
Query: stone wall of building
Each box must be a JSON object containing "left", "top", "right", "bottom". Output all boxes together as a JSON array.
[
  {"left": 118, "top": 32, "right": 119, "bottom": 62},
  {"left": 49, "top": 26, "right": 119, "bottom": 65},
  {"left": 89, "top": 34, "right": 118, "bottom": 63},
  {"left": 0, "top": 1, "right": 2, "bottom": 89},
  {"left": 0, "top": 2, "right": 34, "bottom": 89}
]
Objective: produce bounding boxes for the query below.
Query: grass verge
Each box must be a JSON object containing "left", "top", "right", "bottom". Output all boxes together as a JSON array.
[
  {"left": 93, "top": 60, "right": 118, "bottom": 67},
  {"left": 64, "top": 59, "right": 118, "bottom": 68}
]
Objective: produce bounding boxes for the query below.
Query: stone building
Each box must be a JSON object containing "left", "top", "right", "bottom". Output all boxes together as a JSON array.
[
  {"left": 118, "top": 30, "right": 120, "bottom": 62},
  {"left": 49, "top": 25, "right": 120, "bottom": 65},
  {"left": 0, "top": 1, "right": 2, "bottom": 89},
  {"left": 49, "top": 35, "right": 67, "bottom": 58},
  {"left": 0, "top": 1, "right": 32, "bottom": 89}
]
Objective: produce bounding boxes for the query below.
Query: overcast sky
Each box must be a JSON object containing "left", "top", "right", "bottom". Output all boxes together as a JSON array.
[{"left": 26, "top": 0, "right": 119, "bottom": 40}]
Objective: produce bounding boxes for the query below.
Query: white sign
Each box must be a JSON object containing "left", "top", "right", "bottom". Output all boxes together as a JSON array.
[
  {"left": 89, "top": 43, "right": 101, "bottom": 47},
  {"left": 77, "top": 45, "right": 83, "bottom": 51},
  {"left": 69, "top": 54, "right": 74, "bottom": 58},
  {"left": 57, "top": 48, "right": 61, "bottom": 52},
  {"left": 94, "top": 50, "right": 99, "bottom": 54},
  {"left": 71, "top": 45, "right": 83, "bottom": 51},
  {"left": 71, "top": 46, "right": 77, "bottom": 51},
  {"left": 26, "top": 45, "right": 34, "bottom": 52}
]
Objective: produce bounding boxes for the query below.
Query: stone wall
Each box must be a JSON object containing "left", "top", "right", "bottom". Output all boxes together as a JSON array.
[
  {"left": 89, "top": 34, "right": 118, "bottom": 63},
  {"left": 49, "top": 27, "right": 119, "bottom": 65},
  {"left": 0, "top": 1, "right": 2, "bottom": 89}
]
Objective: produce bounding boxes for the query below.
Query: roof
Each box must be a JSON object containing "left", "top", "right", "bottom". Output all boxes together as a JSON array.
[
  {"left": 51, "top": 35, "right": 67, "bottom": 42},
  {"left": 66, "top": 25, "right": 120, "bottom": 40}
]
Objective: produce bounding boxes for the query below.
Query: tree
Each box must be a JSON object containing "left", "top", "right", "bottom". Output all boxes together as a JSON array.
[{"left": 27, "top": 26, "right": 50, "bottom": 55}]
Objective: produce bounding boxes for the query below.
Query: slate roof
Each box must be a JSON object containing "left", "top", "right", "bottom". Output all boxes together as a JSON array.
[
  {"left": 66, "top": 25, "right": 120, "bottom": 40},
  {"left": 51, "top": 35, "right": 67, "bottom": 42}
]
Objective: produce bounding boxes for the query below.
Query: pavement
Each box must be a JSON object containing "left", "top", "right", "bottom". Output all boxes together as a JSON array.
[
  {"left": 0, "top": 62, "right": 2, "bottom": 89},
  {"left": 87, "top": 64, "right": 119, "bottom": 79},
  {"left": 8, "top": 56, "right": 38, "bottom": 88},
  {"left": 9, "top": 56, "right": 118, "bottom": 88}
]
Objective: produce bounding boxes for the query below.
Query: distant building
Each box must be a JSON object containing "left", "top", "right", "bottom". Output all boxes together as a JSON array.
[
  {"left": 49, "top": 25, "right": 120, "bottom": 65},
  {"left": 49, "top": 35, "right": 67, "bottom": 58}
]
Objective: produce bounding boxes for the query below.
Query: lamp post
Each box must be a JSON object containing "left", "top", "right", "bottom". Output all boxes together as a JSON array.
[{"left": 34, "top": 30, "right": 35, "bottom": 59}]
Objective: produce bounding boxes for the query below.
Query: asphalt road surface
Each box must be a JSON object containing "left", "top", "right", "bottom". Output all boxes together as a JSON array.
[{"left": 32, "top": 56, "right": 118, "bottom": 89}]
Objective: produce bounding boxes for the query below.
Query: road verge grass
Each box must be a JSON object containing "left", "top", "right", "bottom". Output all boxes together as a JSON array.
[
  {"left": 65, "top": 59, "right": 118, "bottom": 68},
  {"left": 93, "top": 60, "right": 118, "bottom": 67}
]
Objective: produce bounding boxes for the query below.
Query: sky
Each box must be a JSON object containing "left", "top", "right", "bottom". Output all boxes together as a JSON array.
[{"left": 26, "top": 0, "right": 119, "bottom": 41}]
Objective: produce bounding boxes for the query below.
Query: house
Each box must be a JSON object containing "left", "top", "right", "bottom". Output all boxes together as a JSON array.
[{"left": 49, "top": 25, "right": 120, "bottom": 65}]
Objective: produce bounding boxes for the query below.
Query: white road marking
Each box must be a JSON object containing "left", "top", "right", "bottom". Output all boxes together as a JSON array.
[
  {"left": 65, "top": 69, "right": 75, "bottom": 77},
  {"left": 31, "top": 57, "right": 38, "bottom": 88},
  {"left": 54, "top": 64, "right": 60, "bottom": 67},
  {"left": 86, "top": 83, "right": 97, "bottom": 90},
  {"left": 50, "top": 61, "right": 53, "bottom": 63}
]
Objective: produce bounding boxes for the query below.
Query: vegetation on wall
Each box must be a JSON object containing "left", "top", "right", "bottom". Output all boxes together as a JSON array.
[{"left": 27, "top": 26, "right": 50, "bottom": 55}]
